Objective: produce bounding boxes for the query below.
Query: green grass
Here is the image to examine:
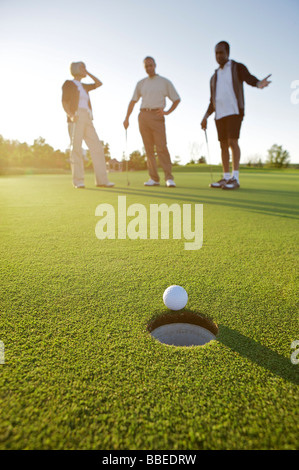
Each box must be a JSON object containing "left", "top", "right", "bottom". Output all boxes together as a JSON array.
[{"left": 0, "top": 170, "right": 298, "bottom": 450}]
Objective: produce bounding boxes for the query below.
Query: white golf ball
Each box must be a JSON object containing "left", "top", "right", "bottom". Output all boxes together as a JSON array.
[{"left": 163, "top": 285, "right": 188, "bottom": 311}]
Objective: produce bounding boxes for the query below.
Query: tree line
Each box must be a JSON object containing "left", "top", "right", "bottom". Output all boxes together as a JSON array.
[
  {"left": 0, "top": 134, "right": 293, "bottom": 174},
  {"left": 0, "top": 135, "right": 145, "bottom": 173}
]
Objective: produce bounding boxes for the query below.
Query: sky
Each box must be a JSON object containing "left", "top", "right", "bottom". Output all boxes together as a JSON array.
[{"left": 0, "top": 0, "right": 298, "bottom": 165}]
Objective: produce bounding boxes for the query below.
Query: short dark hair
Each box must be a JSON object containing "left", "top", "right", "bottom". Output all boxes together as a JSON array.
[
  {"left": 216, "top": 41, "right": 230, "bottom": 55},
  {"left": 144, "top": 56, "right": 156, "bottom": 64}
]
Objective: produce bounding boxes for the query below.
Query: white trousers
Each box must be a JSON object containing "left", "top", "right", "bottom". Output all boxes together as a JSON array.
[{"left": 68, "top": 108, "right": 108, "bottom": 187}]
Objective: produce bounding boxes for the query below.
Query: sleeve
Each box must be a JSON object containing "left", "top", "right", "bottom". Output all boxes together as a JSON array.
[
  {"left": 204, "top": 77, "right": 215, "bottom": 117},
  {"left": 166, "top": 79, "right": 180, "bottom": 102},
  {"left": 238, "top": 63, "right": 259, "bottom": 87},
  {"left": 62, "top": 81, "right": 71, "bottom": 103},
  {"left": 131, "top": 82, "right": 141, "bottom": 102},
  {"left": 61, "top": 81, "right": 74, "bottom": 117}
]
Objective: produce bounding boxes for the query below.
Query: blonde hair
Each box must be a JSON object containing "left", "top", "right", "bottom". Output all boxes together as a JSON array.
[{"left": 70, "top": 62, "right": 85, "bottom": 77}]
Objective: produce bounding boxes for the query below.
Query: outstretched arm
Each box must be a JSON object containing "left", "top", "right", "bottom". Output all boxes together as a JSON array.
[
  {"left": 257, "top": 74, "right": 272, "bottom": 89},
  {"left": 239, "top": 63, "right": 271, "bottom": 89}
]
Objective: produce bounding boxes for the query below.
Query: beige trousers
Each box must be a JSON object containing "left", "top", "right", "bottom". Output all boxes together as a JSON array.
[
  {"left": 68, "top": 108, "right": 108, "bottom": 187},
  {"left": 138, "top": 110, "right": 173, "bottom": 182}
]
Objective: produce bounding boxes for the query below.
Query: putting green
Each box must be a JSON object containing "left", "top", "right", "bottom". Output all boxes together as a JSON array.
[{"left": 0, "top": 169, "right": 298, "bottom": 449}]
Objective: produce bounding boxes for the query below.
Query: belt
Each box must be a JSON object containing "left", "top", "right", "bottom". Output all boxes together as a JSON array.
[{"left": 140, "top": 108, "right": 159, "bottom": 112}]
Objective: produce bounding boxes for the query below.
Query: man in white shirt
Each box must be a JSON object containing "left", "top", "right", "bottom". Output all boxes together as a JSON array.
[
  {"left": 62, "top": 62, "right": 114, "bottom": 189},
  {"left": 201, "top": 41, "right": 271, "bottom": 190},
  {"left": 123, "top": 57, "right": 180, "bottom": 187}
]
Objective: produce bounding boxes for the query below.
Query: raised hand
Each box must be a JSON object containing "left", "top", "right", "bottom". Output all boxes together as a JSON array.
[{"left": 257, "top": 74, "right": 272, "bottom": 89}]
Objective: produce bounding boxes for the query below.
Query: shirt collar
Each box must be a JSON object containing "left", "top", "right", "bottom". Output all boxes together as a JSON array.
[{"left": 218, "top": 60, "right": 231, "bottom": 71}]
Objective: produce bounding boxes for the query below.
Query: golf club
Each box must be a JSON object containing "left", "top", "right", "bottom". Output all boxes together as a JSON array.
[
  {"left": 69, "top": 113, "right": 78, "bottom": 164},
  {"left": 125, "top": 128, "right": 130, "bottom": 186},
  {"left": 204, "top": 129, "right": 213, "bottom": 183}
]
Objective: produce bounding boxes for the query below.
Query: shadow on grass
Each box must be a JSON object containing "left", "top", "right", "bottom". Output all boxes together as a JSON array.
[
  {"left": 146, "top": 311, "right": 298, "bottom": 384},
  {"left": 89, "top": 185, "right": 299, "bottom": 220},
  {"left": 218, "top": 325, "right": 299, "bottom": 385}
]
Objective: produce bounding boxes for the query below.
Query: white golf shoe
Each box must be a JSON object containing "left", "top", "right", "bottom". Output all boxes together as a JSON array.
[
  {"left": 166, "top": 179, "right": 176, "bottom": 187},
  {"left": 96, "top": 182, "right": 115, "bottom": 188},
  {"left": 209, "top": 178, "right": 228, "bottom": 188},
  {"left": 144, "top": 179, "right": 160, "bottom": 186}
]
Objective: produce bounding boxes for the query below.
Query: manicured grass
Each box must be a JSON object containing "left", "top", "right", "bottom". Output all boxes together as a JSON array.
[{"left": 0, "top": 170, "right": 298, "bottom": 450}]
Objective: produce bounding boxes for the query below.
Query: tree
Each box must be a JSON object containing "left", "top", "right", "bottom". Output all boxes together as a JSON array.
[
  {"left": 102, "top": 142, "right": 111, "bottom": 162},
  {"left": 173, "top": 156, "right": 181, "bottom": 166},
  {"left": 0, "top": 135, "right": 115, "bottom": 173},
  {"left": 188, "top": 141, "right": 202, "bottom": 162},
  {"left": 245, "top": 154, "right": 264, "bottom": 167},
  {"left": 129, "top": 150, "right": 147, "bottom": 170},
  {"left": 32, "top": 137, "right": 55, "bottom": 167},
  {"left": 265, "top": 144, "right": 290, "bottom": 168},
  {"left": 0, "top": 135, "right": 67, "bottom": 171}
]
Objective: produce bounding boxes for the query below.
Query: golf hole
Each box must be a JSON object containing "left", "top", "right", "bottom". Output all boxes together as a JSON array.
[{"left": 148, "top": 311, "right": 218, "bottom": 347}]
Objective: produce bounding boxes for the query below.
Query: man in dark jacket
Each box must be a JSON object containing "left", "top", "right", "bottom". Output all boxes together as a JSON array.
[{"left": 201, "top": 41, "right": 271, "bottom": 190}]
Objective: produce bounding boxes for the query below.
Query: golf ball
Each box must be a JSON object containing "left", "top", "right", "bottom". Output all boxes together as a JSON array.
[{"left": 163, "top": 285, "right": 188, "bottom": 311}]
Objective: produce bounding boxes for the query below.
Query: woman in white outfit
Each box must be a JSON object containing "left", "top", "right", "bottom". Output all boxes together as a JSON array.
[{"left": 62, "top": 62, "right": 114, "bottom": 188}]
